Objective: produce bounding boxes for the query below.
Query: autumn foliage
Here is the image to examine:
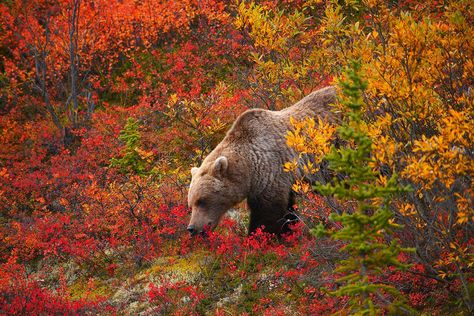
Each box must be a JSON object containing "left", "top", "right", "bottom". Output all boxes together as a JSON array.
[{"left": 0, "top": 0, "right": 472, "bottom": 314}]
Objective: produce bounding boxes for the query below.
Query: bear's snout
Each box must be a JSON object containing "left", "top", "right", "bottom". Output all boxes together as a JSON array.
[
  {"left": 187, "top": 221, "right": 214, "bottom": 237},
  {"left": 187, "top": 224, "right": 197, "bottom": 236}
]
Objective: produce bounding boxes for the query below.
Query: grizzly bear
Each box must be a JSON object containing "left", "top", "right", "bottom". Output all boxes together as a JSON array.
[{"left": 187, "top": 86, "right": 337, "bottom": 236}]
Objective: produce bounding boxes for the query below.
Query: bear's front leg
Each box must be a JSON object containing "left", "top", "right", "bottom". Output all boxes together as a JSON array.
[{"left": 247, "top": 190, "right": 296, "bottom": 235}]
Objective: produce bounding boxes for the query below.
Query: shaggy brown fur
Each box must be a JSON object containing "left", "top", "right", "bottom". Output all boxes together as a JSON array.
[{"left": 187, "top": 86, "right": 337, "bottom": 235}]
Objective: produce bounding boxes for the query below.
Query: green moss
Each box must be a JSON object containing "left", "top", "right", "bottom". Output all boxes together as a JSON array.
[
  {"left": 162, "top": 254, "right": 202, "bottom": 275},
  {"left": 69, "top": 278, "right": 111, "bottom": 301},
  {"left": 141, "top": 257, "right": 167, "bottom": 276},
  {"left": 140, "top": 250, "right": 210, "bottom": 282}
]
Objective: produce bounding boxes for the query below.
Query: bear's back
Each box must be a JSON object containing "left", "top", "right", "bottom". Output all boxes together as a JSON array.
[
  {"left": 224, "top": 86, "right": 337, "bottom": 146},
  {"left": 225, "top": 109, "right": 286, "bottom": 144},
  {"left": 279, "top": 86, "right": 337, "bottom": 122}
]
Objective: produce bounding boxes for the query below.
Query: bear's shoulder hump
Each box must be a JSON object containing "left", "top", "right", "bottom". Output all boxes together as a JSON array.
[{"left": 226, "top": 108, "right": 274, "bottom": 141}]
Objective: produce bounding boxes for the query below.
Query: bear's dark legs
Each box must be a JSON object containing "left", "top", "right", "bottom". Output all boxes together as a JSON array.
[
  {"left": 283, "top": 190, "right": 299, "bottom": 231},
  {"left": 288, "top": 190, "right": 296, "bottom": 211},
  {"left": 247, "top": 190, "right": 297, "bottom": 236},
  {"left": 247, "top": 196, "right": 284, "bottom": 234}
]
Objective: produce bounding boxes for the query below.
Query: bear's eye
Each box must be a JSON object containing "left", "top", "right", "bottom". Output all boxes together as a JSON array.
[{"left": 196, "top": 199, "right": 207, "bottom": 208}]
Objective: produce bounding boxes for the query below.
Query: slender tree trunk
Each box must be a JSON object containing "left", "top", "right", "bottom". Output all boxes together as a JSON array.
[
  {"left": 44, "top": 79, "right": 63, "bottom": 132},
  {"left": 69, "top": 0, "right": 80, "bottom": 127},
  {"left": 85, "top": 87, "right": 95, "bottom": 122},
  {"left": 34, "top": 16, "right": 63, "bottom": 133}
]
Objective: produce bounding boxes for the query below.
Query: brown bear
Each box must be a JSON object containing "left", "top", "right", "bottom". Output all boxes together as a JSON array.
[{"left": 187, "top": 86, "right": 337, "bottom": 236}]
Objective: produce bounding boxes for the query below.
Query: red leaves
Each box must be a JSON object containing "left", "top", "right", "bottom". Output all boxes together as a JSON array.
[
  {"left": 385, "top": 263, "right": 450, "bottom": 309},
  {"left": 0, "top": 256, "right": 110, "bottom": 315},
  {"left": 148, "top": 281, "right": 204, "bottom": 315}
]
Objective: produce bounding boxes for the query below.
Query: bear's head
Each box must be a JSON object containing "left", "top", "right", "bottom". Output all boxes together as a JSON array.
[{"left": 187, "top": 156, "right": 244, "bottom": 236}]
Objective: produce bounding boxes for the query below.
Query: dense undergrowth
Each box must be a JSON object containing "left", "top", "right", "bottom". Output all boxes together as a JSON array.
[{"left": 0, "top": 0, "right": 472, "bottom": 314}]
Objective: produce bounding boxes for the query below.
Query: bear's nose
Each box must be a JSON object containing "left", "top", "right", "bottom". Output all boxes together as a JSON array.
[{"left": 187, "top": 225, "right": 197, "bottom": 236}]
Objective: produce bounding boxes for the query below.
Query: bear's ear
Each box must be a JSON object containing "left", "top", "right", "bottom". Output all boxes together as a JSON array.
[
  {"left": 191, "top": 167, "right": 199, "bottom": 177},
  {"left": 213, "top": 156, "right": 228, "bottom": 177}
]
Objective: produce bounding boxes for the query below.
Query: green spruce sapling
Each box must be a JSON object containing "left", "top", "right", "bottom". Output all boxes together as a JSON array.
[{"left": 313, "top": 60, "right": 413, "bottom": 315}]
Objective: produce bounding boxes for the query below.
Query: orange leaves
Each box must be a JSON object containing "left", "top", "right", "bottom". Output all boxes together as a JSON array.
[
  {"left": 0, "top": 168, "right": 8, "bottom": 179},
  {"left": 135, "top": 147, "right": 154, "bottom": 163}
]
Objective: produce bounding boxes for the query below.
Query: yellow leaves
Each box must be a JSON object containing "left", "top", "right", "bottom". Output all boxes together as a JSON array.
[
  {"left": 285, "top": 117, "right": 336, "bottom": 192},
  {"left": 286, "top": 130, "right": 308, "bottom": 153},
  {"left": 303, "top": 161, "right": 318, "bottom": 174},
  {"left": 376, "top": 175, "right": 388, "bottom": 187},
  {"left": 168, "top": 93, "right": 178, "bottom": 105},
  {"left": 403, "top": 109, "right": 474, "bottom": 190},
  {"left": 364, "top": 114, "right": 401, "bottom": 168},
  {"left": 370, "top": 30, "right": 379, "bottom": 40},
  {"left": 292, "top": 179, "right": 311, "bottom": 194},
  {"left": 438, "top": 270, "right": 448, "bottom": 279},
  {"left": 455, "top": 193, "right": 473, "bottom": 225},
  {"left": 399, "top": 203, "right": 416, "bottom": 217},
  {"left": 283, "top": 159, "right": 298, "bottom": 173},
  {"left": 449, "top": 242, "right": 461, "bottom": 252},
  {"left": 235, "top": 2, "right": 307, "bottom": 53},
  {"left": 304, "top": 0, "right": 323, "bottom": 5},
  {"left": 456, "top": 212, "right": 470, "bottom": 225},
  {"left": 321, "top": 3, "right": 345, "bottom": 36},
  {"left": 286, "top": 116, "right": 336, "bottom": 163},
  {"left": 235, "top": 1, "right": 323, "bottom": 106}
]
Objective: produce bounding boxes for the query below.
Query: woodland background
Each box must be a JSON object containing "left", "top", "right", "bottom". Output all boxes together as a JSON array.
[{"left": 0, "top": 0, "right": 472, "bottom": 314}]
